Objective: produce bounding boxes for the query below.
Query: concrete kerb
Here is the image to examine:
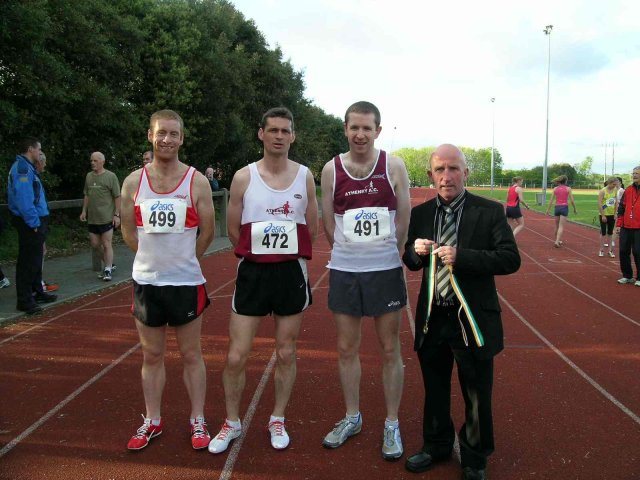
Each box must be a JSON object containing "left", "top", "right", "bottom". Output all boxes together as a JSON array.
[{"left": 0, "top": 236, "right": 232, "bottom": 327}]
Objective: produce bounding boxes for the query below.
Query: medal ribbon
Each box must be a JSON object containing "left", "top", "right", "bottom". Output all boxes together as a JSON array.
[{"left": 424, "top": 245, "right": 485, "bottom": 347}]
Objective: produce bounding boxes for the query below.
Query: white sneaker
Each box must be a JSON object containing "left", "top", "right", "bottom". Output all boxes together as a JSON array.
[
  {"left": 608, "top": 251, "right": 615, "bottom": 258},
  {"left": 208, "top": 420, "right": 241, "bottom": 454},
  {"left": 598, "top": 251, "right": 604, "bottom": 257},
  {"left": 617, "top": 277, "right": 635, "bottom": 284},
  {"left": 268, "top": 418, "right": 290, "bottom": 450},
  {"left": 322, "top": 414, "right": 362, "bottom": 448},
  {"left": 0, "top": 277, "right": 10, "bottom": 288},
  {"left": 635, "top": 280, "right": 640, "bottom": 287},
  {"left": 382, "top": 423, "right": 403, "bottom": 460}
]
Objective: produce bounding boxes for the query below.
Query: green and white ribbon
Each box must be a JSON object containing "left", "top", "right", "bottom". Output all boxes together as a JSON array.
[{"left": 424, "top": 245, "right": 485, "bottom": 347}]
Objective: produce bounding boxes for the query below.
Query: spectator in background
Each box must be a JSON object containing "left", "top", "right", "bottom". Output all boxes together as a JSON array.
[
  {"left": 611, "top": 177, "right": 626, "bottom": 249},
  {"left": 615, "top": 166, "right": 640, "bottom": 285},
  {"left": 597, "top": 177, "right": 618, "bottom": 258},
  {"left": 7, "top": 137, "right": 57, "bottom": 315},
  {"left": 505, "top": 176, "right": 530, "bottom": 237},
  {"left": 204, "top": 165, "right": 219, "bottom": 192},
  {"left": 36, "top": 152, "right": 59, "bottom": 293},
  {"left": 80, "top": 151, "right": 121, "bottom": 281},
  {"left": 0, "top": 215, "right": 9, "bottom": 289},
  {"left": 545, "top": 175, "right": 577, "bottom": 248},
  {"left": 143, "top": 150, "right": 153, "bottom": 165}
]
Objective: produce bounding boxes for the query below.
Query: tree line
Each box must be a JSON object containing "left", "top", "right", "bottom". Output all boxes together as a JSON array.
[
  {"left": 0, "top": 0, "right": 347, "bottom": 200},
  {"left": 398, "top": 148, "right": 631, "bottom": 189}
]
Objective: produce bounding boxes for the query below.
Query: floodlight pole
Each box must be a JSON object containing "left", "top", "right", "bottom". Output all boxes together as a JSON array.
[
  {"left": 490, "top": 97, "right": 495, "bottom": 192},
  {"left": 542, "top": 24, "right": 553, "bottom": 204}
]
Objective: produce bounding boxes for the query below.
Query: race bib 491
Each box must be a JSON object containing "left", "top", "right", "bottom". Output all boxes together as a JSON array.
[
  {"left": 343, "top": 207, "right": 391, "bottom": 242},
  {"left": 140, "top": 199, "right": 187, "bottom": 233}
]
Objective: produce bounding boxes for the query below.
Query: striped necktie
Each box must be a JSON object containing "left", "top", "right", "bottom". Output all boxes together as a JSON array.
[{"left": 436, "top": 205, "right": 456, "bottom": 302}]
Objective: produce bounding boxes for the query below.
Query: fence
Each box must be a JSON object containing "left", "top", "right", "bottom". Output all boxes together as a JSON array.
[{"left": 0, "top": 189, "right": 229, "bottom": 271}]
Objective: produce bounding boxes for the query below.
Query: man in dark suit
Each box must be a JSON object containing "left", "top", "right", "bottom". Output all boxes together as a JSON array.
[{"left": 402, "top": 144, "right": 520, "bottom": 480}]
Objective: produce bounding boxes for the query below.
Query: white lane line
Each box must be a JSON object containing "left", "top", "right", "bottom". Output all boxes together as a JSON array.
[
  {"left": 500, "top": 293, "right": 640, "bottom": 426},
  {"left": 217, "top": 268, "right": 329, "bottom": 480},
  {"left": 523, "top": 228, "right": 620, "bottom": 274},
  {"left": 218, "top": 351, "right": 276, "bottom": 480},
  {"left": 517, "top": 248, "right": 640, "bottom": 328},
  {"left": 0, "top": 343, "right": 141, "bottom": 459},
  {"left": 0, "top": 284, "right": 131, "bottom": 346}
]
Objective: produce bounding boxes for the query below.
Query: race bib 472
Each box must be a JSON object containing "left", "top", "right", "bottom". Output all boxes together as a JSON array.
[{"left": 250, "top": 221, "right": 299, "bottom": 254}]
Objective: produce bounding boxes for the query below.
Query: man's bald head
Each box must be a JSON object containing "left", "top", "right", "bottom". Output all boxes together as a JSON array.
[
  {"left": 428, "top": 143, "right": 469, "bottom": 203},
  {"left": 90, "top": 151, "right": 106, "bottom": 173},
  {"left": 429, "top": 144, "right": 467, "bottom": 171}
]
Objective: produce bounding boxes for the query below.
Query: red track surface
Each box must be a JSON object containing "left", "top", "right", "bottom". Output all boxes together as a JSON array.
[{"left": 1, "top": 188, "right": 638, "bottom": 479}]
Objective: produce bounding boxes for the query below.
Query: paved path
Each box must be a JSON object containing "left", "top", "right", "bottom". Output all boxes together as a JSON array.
[{"left": 0, "top": 236, "right": 232, "bottom": 325}]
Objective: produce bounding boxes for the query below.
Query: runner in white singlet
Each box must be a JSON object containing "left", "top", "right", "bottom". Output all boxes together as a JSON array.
[{"left": 119, "top": 110, "right": 215, "bottom": 452}]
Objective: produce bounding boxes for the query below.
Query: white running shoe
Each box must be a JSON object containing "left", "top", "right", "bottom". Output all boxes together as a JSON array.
[
  {"left": 268, "top": 419, "right": 290, "bottom": 450},
  {"left": 208, "top": 420, "right": 241, "bottom": 454},
  {"left": 322, "top": 414, "right": 362, "bottom": 448},
  {"left": 617, "top": 277, "right": 635, "bottom": 284},
  {"left": 382, "top": 424, "right": 403, "bottom": 460}
]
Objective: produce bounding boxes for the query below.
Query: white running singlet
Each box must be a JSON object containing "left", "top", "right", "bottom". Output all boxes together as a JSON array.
[{"left": 132, "top": 166, "right": 205, "bottom": 286}]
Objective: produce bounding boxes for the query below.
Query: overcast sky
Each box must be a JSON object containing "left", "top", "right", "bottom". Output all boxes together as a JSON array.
[{"left": 232, "top": 0, "right": 639, "bottom": 174}]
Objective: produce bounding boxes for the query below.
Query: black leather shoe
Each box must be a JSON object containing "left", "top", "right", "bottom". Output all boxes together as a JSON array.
[
  {"left": 34, "top": 292, "right": 57, "bottom": 304},
  {"left": 405, "top": 450, "right": 450, "bottom": 473},
  {"left": 17, "top": 303, "right": 43, "bottom": 315},
  {"left": 462, "top": 467, "right": 486, "bottom": 480}
]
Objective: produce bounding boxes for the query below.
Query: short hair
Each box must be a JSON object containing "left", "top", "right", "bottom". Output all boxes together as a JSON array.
[
  {"left": 18, "top": 136, "right": 40, "bottom": 154},
  {"left": 345, "top": 101, "right": 381, "bottom": 127},
  {"left": 260, "top": 107, "right": 294, "bottom": 131},
  {"left": 512, "top": 176, "right": 523, "bottom": 183},
  {"left": 150, "top": 109, "right": 184, "bottom": 133},
  {"left": 143, "top": 150, "right": 153, "bottom": 159}
]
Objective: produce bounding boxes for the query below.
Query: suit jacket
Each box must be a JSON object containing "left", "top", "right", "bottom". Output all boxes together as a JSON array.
[{"left": 402, "top": 192, "right": 520, "bottom": 359}]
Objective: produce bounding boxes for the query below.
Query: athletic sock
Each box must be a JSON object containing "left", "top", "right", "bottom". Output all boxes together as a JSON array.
[
  {"left": 347, "top": 412, "right": 361, "bottom": 424},
  {"left": 151, "top": 417, "right": 162, "bottom": 426},
  {"left": 385, "top": 418, "right": 399, "bottom": 429},
  {"left": 226, "top": 418, "right": 241, "bottom": 429},
  {"left": 270, "top": 415, "right": 285, "bottom": 424}
]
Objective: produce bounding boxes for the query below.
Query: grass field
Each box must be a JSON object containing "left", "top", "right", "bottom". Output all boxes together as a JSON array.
[{"left": 469, "top": 187, "right": 604, "bottom": 228}]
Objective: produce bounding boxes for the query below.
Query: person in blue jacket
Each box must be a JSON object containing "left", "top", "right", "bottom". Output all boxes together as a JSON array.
[{"left": 7, "top": 137, "right": 57, "bottom": 314}]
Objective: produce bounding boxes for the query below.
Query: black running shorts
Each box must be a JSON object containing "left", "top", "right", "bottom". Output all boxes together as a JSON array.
[
  {"left": 132, "top": 281, "right": 210, "bottom": 327},
  {"left": 232, "top": 259, "right": 311, "bottom": 317},
  {"left": 328, "top": 267, "right": 406, "bottom": 317},
  {"left": 88, "top": 223, "right": 114, "bottom": 235}
]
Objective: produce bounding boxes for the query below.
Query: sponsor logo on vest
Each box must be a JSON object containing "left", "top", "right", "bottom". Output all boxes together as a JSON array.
[
  {"left": 150, "top": 200, "right": 174, "bottom": 211},
  {"left": 174, "top": 194, "right": 188, "bottom": 199},
  {"left": 371, "top": 173, "right": 386, "bottom": 180},
  {"left": 294, "top": 193, "right": 303, "bottom": 199},
  {"left": 263, "top": 223, "right": 287, "bottom": 234},
  {"left": 266, "top": 201, "right": 294, "bottom": 217},
  {"left": 355, "top": 209, "right": 378, "bottom": 220}
]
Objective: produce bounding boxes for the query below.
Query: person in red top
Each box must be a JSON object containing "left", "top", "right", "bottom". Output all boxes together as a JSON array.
[
  {"left": 615, "top": 166, "right": 640, "bottom": 285},
  {"left": 505, "top": 177, "right": 530, "bottom": 237},
  {"left": 545, "top": 175, "right": 577, "bottom": 248}
]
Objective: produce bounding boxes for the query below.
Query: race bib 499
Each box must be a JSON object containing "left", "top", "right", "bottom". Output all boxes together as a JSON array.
[{"left": 140, "top": 199, "right": 187, "bottom": 233}]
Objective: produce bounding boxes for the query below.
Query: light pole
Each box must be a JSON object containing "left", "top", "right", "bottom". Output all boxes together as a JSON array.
[
  {"left": 542, "top": 24, "right": 553, "bottom": 204},
  {"left": 490, "top": 97, "right": 495, "bottom": 192}
]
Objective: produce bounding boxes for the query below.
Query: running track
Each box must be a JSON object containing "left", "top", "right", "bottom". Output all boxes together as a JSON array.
[{"left": 1, "top": 188, "right": 638, "bottom": 480}]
